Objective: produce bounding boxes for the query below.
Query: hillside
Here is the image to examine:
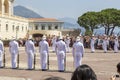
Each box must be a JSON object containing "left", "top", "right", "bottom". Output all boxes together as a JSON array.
[{"left": 14, "top": 5, "right": 43, "bottom": 18}]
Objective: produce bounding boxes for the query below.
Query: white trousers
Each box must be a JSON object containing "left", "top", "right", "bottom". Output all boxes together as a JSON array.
[
  {"left": 27, "top": 52, "right": 34, "bottom": 69},
  {"left": 90, "top": 43, "right": 95, "bottom": 52},
  {"left": 40, "top": 51, "right": 48, "bottom": 69},
  {"left": 66, "top": 44, "right": 70, "bottom": 52},
  {"left": 102, "top": 44, "right": 107, "bottom": 52},
  {"left": 57, "top": 51, "right": 65, "bottom": 71},
  {"left": 52, "top": 43, "right": 56, "bottom": 52},
  {"left": 11, "top": 53, "right": 17, "bottom": 68},
  {"left": 74, "top": 53, "right": 82, "bottom": 69},
  {"left": 114, "top": 45, "right": 118, "bottom": 53},
  {"left": 0, "top": 52, "right": 3, "bottom": 67}
]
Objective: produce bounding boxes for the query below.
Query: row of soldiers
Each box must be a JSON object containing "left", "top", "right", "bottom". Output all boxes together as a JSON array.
[
  {"left": 0, "top": 35, "right": 84, "bottom": 72},
  {"left": 90, "top": 34, "right": 120, "bottom": 53},
  {"left": 0, "top": 34, "right": 119, "bottom": 71},
  {"left": 50, "top": 34, "right": 120, "bottom": 53}
]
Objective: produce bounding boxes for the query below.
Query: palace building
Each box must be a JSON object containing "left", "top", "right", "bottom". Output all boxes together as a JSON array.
[
  {"left": 29, "top": 18, "right": 63, "bottom": 38},
  {"left": 0, "top": 0, "right": 63, "bottom": 40}
]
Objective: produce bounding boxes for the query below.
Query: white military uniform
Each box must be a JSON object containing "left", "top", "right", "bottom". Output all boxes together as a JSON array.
[
  {"left": 25, "top": 39, "right": 35, "bottom": 69},
  {"left": 39, "top": 35, "right": 49, "bottom": 70},
  {"left": 79, "top": 34, "right": 84, "bottom": 44},
  {"left": 52, "top": 36, "right": 57, "bottom": 52},
  {"left": 9, "top": 39, "right": 19, "bottom": 68},
  {"left": 114, "top": 38, "right": 119, "bottom": 53},
  {"left": 55, "top": 36, "right": 66, "bottom": 72},
  {"left": 102, "top": 37, "right": 109, "bottom": 53},
  {"left": 72, "top": 36, "right": 84, "bottom": 69},
  {"left": 90, "top": 37, "right": 95, "bottom": 53},
  {"left": 0, "top": 39, "right": 4, "bottom": 67},
  {"left": 65, "top": 36, "right": 70, "bottom": 52}
]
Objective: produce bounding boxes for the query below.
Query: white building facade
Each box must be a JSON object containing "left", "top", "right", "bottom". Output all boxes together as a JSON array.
[
  {"left": 0, "top": 0, "right": 29, "bottom": 40},
  {"left": 29, "top": 18, "right": 63, "bottom": 37},
  {"left": 0, "top": 0, "right": 63, "bottom": 40}
]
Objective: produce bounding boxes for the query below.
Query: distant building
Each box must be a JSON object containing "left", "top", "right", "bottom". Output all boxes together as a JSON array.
[
  {"left": 0, "top": 0, "right": 64, "bottom": 40},
  {"left": 0, "top": 0, "right": 28, "bottom": 40},
  {"left": 29, "top": 18, "right": 64, "bottom": 38}
]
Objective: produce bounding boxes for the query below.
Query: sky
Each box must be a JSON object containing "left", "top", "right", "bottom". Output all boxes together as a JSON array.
[{"left": 14, "top": 0, "right": 120, "bottom": 20}]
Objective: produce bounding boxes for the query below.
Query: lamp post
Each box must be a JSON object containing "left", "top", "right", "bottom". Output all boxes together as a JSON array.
[{"left": 16, "top": 26, "right": 19, "bottom": 39}]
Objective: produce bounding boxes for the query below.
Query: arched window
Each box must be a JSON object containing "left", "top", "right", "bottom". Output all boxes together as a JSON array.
[
  {"left": 12, "top": 25, "right": 14, "bottom": 31},
  {"left": 35, "top": 25, "right": 38, "bottom": 30},
  {"left": 55, "top": 25, "right": 58, "bottom": 29},
  {"left": 22, "top": 26, "right": 24, "bottom": 31},
  {"left": 41, "top": 25, "right": 45, "bottom": 30},
  {"left": 4, "top": 0, "right": 9, "bottom": 14},
  {"left": 6, "top": 24, "right": 8, "bottom": 32}
]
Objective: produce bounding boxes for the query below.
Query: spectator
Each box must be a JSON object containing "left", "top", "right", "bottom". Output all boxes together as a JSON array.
[
  {"left": 110, "top": 62, "right": 120, "bottom": 80},
  {"left": 71, "top": 64, "right": 97, "bottom": 80}
]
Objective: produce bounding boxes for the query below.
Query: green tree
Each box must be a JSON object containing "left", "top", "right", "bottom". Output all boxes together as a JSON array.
[
  {"left": 98, "top": 8, "right": 120, "bottom": 35},
  {"left": 77, "top": 12, "right": 99, "bottom": 33},
  {"left": 78, "top": 8, "right": 120, "bottom": 36}
]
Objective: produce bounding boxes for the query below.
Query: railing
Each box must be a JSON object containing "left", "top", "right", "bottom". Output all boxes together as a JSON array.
[{"left": 0, "top": 13, "right": 28, "bottom": 22}]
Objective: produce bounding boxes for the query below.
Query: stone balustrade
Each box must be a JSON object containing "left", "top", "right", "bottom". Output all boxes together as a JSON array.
[{"left": 0, "top": 13, "right": 28, "bottom": 22}]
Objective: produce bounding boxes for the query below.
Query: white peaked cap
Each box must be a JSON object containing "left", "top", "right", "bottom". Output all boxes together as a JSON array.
[
  {"left": 66, "top": 34, "right": 69, "bottom": 36},
  {"left": 28, "top": 35, "right": 32, "bottom": 39},
  {"left": 79, "top": 34, "right": 82, "bottom": 36},
  {"left": 59, "top": 36, "right": 63, "bottom": 40},
  {"left": 103, "top": 34, "right": 107, "bottom": 36},
  {"left": 114, "top": 35, "right": 117, "bottom": 37},
  {"left": 76, "top": 36, "right": 80, "bottom": 41},
  {"left": 42, "top": 35, "right": 46, "bottom": 40},
  {"left": 53, "top": 33, "right": 56, "bottom": 36},
  {"left": 92, "top": 34, "right": 94, "bottom": 36}
]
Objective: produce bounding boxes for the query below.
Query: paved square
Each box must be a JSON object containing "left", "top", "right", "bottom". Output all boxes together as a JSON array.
[{"left": 0, "top": 47, "right": 119, "bottom": 80}]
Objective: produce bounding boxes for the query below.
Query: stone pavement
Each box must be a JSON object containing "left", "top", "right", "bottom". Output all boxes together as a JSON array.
[
  {"left": 0, "top": 47, "right": 120, "bottom": 80},
  {"left": 0, "top": 76, "right": 31, "bottom": 80}
]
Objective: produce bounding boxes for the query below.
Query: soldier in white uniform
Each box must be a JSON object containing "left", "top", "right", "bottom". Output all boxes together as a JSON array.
[
  {"left": 65, "top": 34, "right": 70, "bottom": 53},
  {"left": 102, "top": 36, "right": 109, "bottom": 53},
  {"left": 114, "top": 37, "right": 119, "bottom": 53},
  {"left": 90, "top": 34, "right": 95, "bottom": 53},
  {"left": 0, "top": 37, "right": 4, "bottom": 68},
  {"left": 79, "top": 34, "right": 84, "bottom": 44},
  {"left": 52, "top": 35, "right": 57, "bottom": 52},
  {"left": 25, "top": 36, "right": 35, "bottom": 70},
  {"left": 9, "top": 37, "right": 19, "bottom": 69},
  {"left": 39, "top": 35, "right": 49, "bottom": 71},
  {"left": 55, "top": 36, "right": 66, "bottom": 72},
  {"left": 72, "top": 36, "right": 84, "bottom": 69}
]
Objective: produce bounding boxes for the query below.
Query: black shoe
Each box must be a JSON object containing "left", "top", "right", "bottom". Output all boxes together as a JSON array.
[
  {"left": 12, "top": 68, "right": 17, "bottom": 69},
  {"left": 42, "top": 69, "right": 47, "bottom": 71},
  {"left": 0, "top": 66, "right": 4, "bottom": 68},
  {"left": 59, "top": 70, "right": 64, "bottom": 72},
  {"left": 27, "top": 68, "right": 33, "bottom": 70},
  {"left": 104, "top": 51, "right": 107, "bottom": 53}
]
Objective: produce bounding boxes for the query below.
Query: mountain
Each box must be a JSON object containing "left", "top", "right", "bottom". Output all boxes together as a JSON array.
[
  {"left": 58, "top": 17, "right": 85, "bottom": 32},
  {"left": 59, "top": 17, "right": 77, "bottom": 24},
  {"left": 14, "top": 5, "right": 43, "bottom": 18}
]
